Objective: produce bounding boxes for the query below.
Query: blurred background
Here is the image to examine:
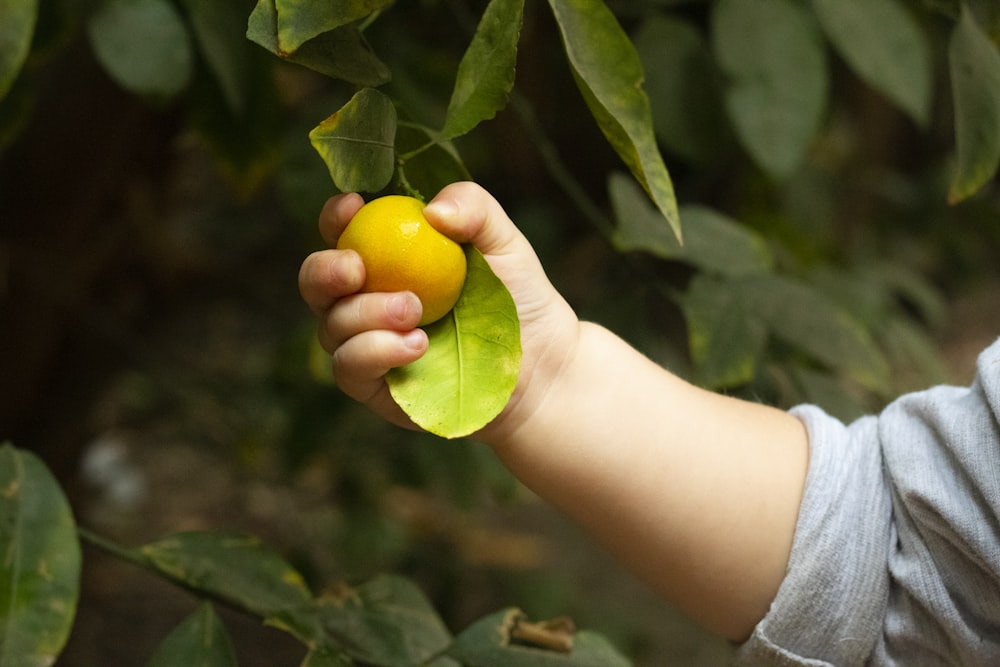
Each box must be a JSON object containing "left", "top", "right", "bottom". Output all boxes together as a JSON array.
[{"left": 2, "top": 0, "right": 999, "bottom": 665}]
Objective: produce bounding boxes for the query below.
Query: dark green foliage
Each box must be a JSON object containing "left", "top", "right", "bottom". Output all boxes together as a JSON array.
[{"left": 2, "top": 0, "right": 999, "bottom": 664}]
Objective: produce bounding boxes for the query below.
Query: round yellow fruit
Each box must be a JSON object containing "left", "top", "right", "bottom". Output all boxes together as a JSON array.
[{"left": 337, "top": 195, "right": 467, "bottom": 326}]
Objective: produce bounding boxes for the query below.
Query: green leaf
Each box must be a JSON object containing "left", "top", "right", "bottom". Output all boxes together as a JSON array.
[
  {"left": 632, "top": 13, "right": 730, "bottom": 164},
  {"left": 309, "top": 87, "right": 397, "bottom": 194},
  {"left": 446, "top": 609, "right": 631, "bottom": 667},
  {"left": 681, "top": 275, "right": 768, "bottom": 389},
  {"left": 441, "top": 0, "right": 525, "bottom": 139},
  {"left": 140, "top": 531, "right": 312, "bottom": 617},
  {"left": 682, "top": 273, "right": 892, "bottom": 392},
  {"left": 547, "top": 0, "right": 681, "bottom": 241},
  {"left": 743, "top": 274, "right": 891, "bottom": 393},
  {"left": 0, "top": 71, "right": 34, "bottom": 151},
  {"left": 609, "top": 172, "right": 771, "bottom": 277},
  {"left": 388, "top": 247, "right": 520, "bottom": 439},
  {"left": 0, "top": 443, "right": 81, "bottom": 667},
  {"left": 87, "top": 0, "right": 193, "bottom": 99},
  {"left": 967, "top": 0, "right": 1000, "bottom": 44},
  {"left": 268, "top": 575, "right": 454, "bottom": 666},
  {"left": 712, "top": 0, "right": 828, "bottom": 180},
  {"left": 145, "top": 603, "right": 237, "bottom": 667},
  {"left": 813, "top": 0, "right": 932, "bottom": 127},
  {"left": 247, "top": 0, "right": 390, "bottom": 87},
  {"left": 948, "top": 6, "right": 1000, "bottom": 203},
  {"left": 274, "top": 0, "right": 391, "bottom": 55},
  {"left": 186, "top": 48, "right": 284, "bottom": 195},
  {"left": 180, "top": 0, "right": 253, "bottom": 114},
  {"left": 0, "top": 0, "right": 39, "bottom": 101}
]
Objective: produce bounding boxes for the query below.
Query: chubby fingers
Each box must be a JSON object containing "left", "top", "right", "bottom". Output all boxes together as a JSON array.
[
  {"left": 320, "top": 290, "right": 423, "bottom": 352},
  {"left": 331, "top": 327, "right": 427, "bottom": 401},
  {"left": 326, "top": 296, "right": 427, "bottom": 427},
  {"left": 298, "top": 248, "right": 365, "bottom": 316},
  {"left": 318, "top": 192, "right": 365, "bottom": 247}
]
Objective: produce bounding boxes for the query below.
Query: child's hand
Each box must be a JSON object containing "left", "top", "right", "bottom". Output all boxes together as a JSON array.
[
  {"left": 300, "top": 182, "right": 810, "bottom": 641},
  {"left": 298, "top": 181, "right": 580, "bottom": 439}
]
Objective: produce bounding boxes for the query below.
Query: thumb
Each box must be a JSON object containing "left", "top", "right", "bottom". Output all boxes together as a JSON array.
[{"left": 423, "top": 181, "right": 533, "bottom": 260}]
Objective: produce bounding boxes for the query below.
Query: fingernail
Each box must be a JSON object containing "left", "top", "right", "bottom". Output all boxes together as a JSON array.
[
  {"left": 425, "top": 199, "right": 457, "bottom": 220},
  {"left": 387, "top": 293, "right": 410, "bottom": 321},
  {"left": 334, "top": 253, "right": 363, "bottom": 287},
  {"left": 402, "top": 329, "right": 426, "bottom": 351}
]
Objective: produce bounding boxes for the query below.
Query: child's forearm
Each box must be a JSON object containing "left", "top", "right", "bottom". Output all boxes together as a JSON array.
[{"left": 483, "top": 322, "right": 809, "bottom": 641}]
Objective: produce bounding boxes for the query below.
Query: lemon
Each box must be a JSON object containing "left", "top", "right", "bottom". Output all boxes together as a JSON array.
[{"left": 337, "top": 195, "right": 467, "bottom": 326}]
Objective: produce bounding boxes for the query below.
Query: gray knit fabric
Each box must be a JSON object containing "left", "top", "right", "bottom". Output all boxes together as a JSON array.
[{"left": 735, "top": 338, "right": 1000, "bottom": 666}]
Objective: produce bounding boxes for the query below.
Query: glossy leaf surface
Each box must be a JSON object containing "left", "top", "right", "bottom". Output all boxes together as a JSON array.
[
  {"left": 87, "top": 0, "right": 193, "bottom": 99},
  {"left": 0, "top": 0, "right": 38, "bottom": 101},
  {"left": 442, "top": 0, "right": 525, "bottom": 139},
  {"left": 309, "top": 87, "right": 397, "bottom": 194},
  {"left": 814, "top": 0, "right": 932, "bottom": 126},
  {"left": 948, "top": 6, "right": 1000, "bottom": 203},
  {"left": 247, "top": 0, "right": 390, "bottom": 87},
  {"left": 547, "top": 0, "right": 681, "bottom": 241},
  {"left": 713, "top": 0, "right": 827, "bottom": 180},
  {"left": 140, "top": 531, "right": 312, "bottom": 617},
  {"left": 388, "top": 247, "right": 520, "bottom": 439},
  {"left": 145, "top": 603, "right": 237, "bottom": 667},
  {"left": 0, "top": 443, "right": 81, "bottom": 667}
]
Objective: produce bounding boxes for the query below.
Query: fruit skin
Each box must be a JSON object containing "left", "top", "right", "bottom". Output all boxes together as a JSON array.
[{"left": 337, "top": 195, "right": 467, "bottom": 326}]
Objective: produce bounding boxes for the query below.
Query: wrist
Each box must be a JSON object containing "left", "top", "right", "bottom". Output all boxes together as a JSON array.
[{"left": 476, "top": 320, "right": 601, "bottom": 450}]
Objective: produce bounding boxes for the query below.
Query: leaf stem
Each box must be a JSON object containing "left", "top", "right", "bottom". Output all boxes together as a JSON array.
[{"left": 77, "top": 526, "right": 150, "bottom": 569}]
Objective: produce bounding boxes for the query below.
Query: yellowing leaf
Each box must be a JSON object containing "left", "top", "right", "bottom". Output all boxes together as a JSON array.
[
  {"left": 388, "top": 247, "right": 520, "bottom": 439},
  {"left": 247, "top": 0, "right": 390, "bottom": 87},
  {"left": 274, "top": 0, "right": 391, "bottom": 55},
  {"left": 140, "top": 531, "right": 312, "bottom": 617},
  {"left": 309, "top": 87, "right": 397, "bottom": 194},
  {"left": 0, "top": 443, "right": 81, "bottom": 667}
]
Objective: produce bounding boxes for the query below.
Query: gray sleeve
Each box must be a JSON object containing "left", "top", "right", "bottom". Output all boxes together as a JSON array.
[{"left": 735, "top": 337, "right": 1000, "bottom": 666}]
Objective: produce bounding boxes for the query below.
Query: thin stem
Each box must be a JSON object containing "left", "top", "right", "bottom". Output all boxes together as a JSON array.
[{"left": 77, "top": 526, "right": 150, "bottom": 569}]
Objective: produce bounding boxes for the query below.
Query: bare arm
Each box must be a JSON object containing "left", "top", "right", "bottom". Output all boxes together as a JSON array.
[
  {"left": 485, "top": 322, "right": 808, "bottom": 640},
  {"left": 299, "top": 182, "right": 809, "bottom": 641}
]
